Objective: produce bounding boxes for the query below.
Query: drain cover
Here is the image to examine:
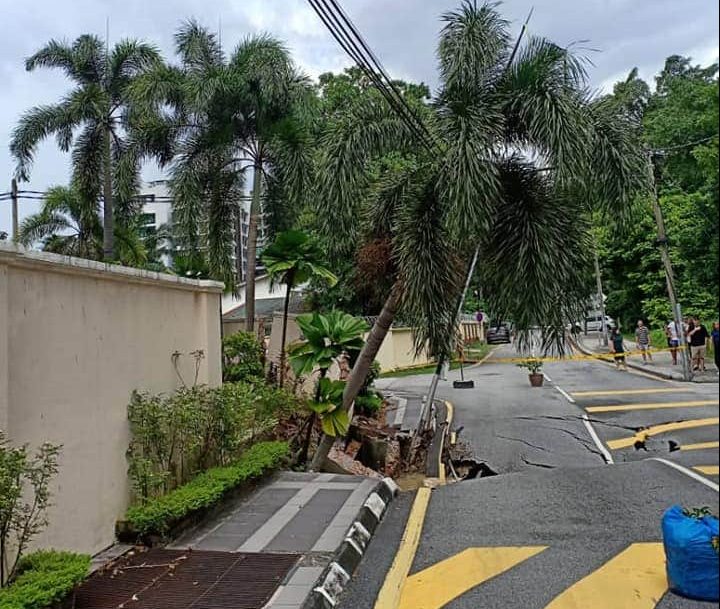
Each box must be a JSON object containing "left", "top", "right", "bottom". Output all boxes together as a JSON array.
[{"left": 75, "top": 549, "right": 299, "bottom": 609}]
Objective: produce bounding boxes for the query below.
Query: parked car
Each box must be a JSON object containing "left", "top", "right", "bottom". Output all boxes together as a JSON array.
[
  {"left": 582, "top": 315, "right": 614, "bottom": 333},
  {"left": 486, "top": 322, "right": 511, "bottom": 344}
]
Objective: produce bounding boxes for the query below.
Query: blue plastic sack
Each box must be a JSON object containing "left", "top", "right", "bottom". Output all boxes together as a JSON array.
[{"left": 662, "top": 505, "right": 719, "bottom": 601}]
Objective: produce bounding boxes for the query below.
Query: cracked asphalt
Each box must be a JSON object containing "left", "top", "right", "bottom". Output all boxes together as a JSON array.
[{"left": 341, "top": 344, "right": 719, "bottom": 609}]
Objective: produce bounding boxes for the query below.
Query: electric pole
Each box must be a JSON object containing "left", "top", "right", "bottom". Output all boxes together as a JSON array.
[
  {"left": 647, "top": 153, "right": 691, "bottom": 381},
  {"left": 593, "top": 247, "right": 608, "bottom": 347},
  {"left": 11, "top": 179, "right": 19, "bottom": 243}
]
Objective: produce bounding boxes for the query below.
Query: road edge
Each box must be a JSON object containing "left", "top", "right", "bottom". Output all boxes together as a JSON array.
[{"left": 301, "top": 477, "right": 400, "bottom": 609}]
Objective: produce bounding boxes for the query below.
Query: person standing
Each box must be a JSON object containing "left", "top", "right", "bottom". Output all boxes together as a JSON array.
[
  {"left": 666, "top": 319, "right": 681, "bottom": 365},
  {"left": 688, "top": 318, "right": 709, "bottom": 372},
  {"left": 610, "top": 327, "right": 628, "bottom": 371},
  {"left": 635, "top": 320, "right": 652, "bottom": 363},
  {"left": 710, "top": 322, "right": 720, "bottom": 372}
]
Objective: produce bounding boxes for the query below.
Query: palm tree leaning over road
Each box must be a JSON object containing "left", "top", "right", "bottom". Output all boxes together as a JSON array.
[
  {"left": 309, "top": 2, "right": 647, "bottom": 470},
  {"left": 11, "top": 35, "right": 161, "bottom": 261},
  {"left": 132, "top": 22, "right": 313, "bottom": 305}
]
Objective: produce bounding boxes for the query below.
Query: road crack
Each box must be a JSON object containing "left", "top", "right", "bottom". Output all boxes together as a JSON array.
[
  {"left": 496, "top": 435, "right": 551, "bottom": 453},
  {"left": 520, "top": 456, "right": 556, "bottom": 469}
]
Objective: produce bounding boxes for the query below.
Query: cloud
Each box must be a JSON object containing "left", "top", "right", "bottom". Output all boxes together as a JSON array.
[{"left": 1, "top": 0, "right": 718, "bottom": 231}]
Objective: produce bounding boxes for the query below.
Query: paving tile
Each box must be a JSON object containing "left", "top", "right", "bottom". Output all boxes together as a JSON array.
[{"left": 264, "top": 489, "right": 353, "bottom": 553}]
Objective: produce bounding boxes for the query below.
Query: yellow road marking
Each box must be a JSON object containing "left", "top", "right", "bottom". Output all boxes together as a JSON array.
[
  {"left": 587, "top": 400, "right": 718, "bottom": 413},
  {"left": 374, "top": 488, "right": 431, "bottom": 609},
  {"left": 681, "top": 441, "right": 720, "bottom": 451},
  {"left": 399, "top": 546, "right": 547, "bottom": 609},
  {"left": 607, "top": 418, "right": 720, "bottom": 450},
  {"left": 572, "top": 388, "right": 686, "bottom": 397},
  {"left": 694, "top": 466, "right": 719, "bottom": 475},
  {"left": 545, "top": 543, "right": 666, "bottom": 609}
]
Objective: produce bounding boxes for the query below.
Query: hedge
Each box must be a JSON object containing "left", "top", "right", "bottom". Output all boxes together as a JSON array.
[
  {"left": 0, "top": 551, "right": 90, "bottom": 609},
  {"left": 124, "top": 441, "right": 290, "bottom": 536}
]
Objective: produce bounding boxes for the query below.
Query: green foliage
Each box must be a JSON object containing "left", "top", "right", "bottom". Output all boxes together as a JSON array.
[
  {"left": 0, "top": 434, "right": 61, "bottom": 587},
  {"left": 127, "top": 384, "right": 300, "bottom": 500},
  {"left": 354, "top": 393, "right": 383, "bottom": 416},
  {"left": 222, "top": 332, "right": 265, "bottom": 383},
  {"left": 0, "top": 551, "right": 90, "bottom": 609},
  {"left": 288, "top": 311, "right": 368, "bottom": 376},
  {"left": 307, "top": 378, "right": 350, "bottom": 437},
  {"left": 262, "top": 230, "right": 337, "bottom": 289},
  {"left": 516, "top": 358, "right": 543, "bottom": 374},
  {"left": 124, "top": 441, "right": 289, "bottom": 535},
  {"left": 599, "top": 57, "right": 719, "bottom": 325}
]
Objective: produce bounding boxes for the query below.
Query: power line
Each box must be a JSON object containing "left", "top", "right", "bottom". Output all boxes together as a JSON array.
[
  {"left": 651, "top": 133, "right": 718, "bottom": 155},
  {"left": 307, "top": 0, "right": 437, "bottom": 153}
]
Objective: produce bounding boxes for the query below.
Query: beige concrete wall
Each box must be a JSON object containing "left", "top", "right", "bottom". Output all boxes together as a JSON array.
[{"left": 0, "top": 244, "right": 223, "bottom": 556}]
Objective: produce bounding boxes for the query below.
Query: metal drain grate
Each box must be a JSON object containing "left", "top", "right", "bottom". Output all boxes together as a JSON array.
[{"left": 75, "top": 549, "right": 300, "bottom": 609}]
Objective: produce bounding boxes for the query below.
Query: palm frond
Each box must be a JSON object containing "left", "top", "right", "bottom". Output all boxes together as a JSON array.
[
  {"left": 438, "top": 1, "right": 510, "bottom": 96},
  {"left": 71, "top": 123, "right": 103, "bottom": 207},
  {"left": 175, "top": 20, "right": 224, "bottom": 71},
  {"left": 109, "top": 39, "right": 161, "bottom": 94},
  {"left": 10, "top": 102, "right": 78, "bottom": 180},
  {"left": 19, "top": 211, "right": 75, "bottom": 247},
  {"left": 480, "top": 159, "right": 592, "bottom": 354}
]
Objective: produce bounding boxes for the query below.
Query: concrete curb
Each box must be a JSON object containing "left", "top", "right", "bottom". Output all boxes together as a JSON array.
[{"left": 301, "top": 477, "right": 400, "bottom": 609}]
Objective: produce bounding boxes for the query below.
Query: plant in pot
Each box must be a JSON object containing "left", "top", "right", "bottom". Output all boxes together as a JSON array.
[{"left": 517, "top": 358, "right": 544, "bottom": 387}]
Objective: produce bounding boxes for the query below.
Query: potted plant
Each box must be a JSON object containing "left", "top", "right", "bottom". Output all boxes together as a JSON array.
[{"left": 517, "top": 358, "right": 544, "bottom": 387}]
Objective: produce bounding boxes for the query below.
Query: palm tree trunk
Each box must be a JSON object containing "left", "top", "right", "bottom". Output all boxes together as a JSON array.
[
  {"left": 309, "top": 282, "right": 402, "bottom": 471},
  {"left": 245, "top": 159, "right": 263, "bottom": 332},
  {"left": 102, "top": 127, "right": 114, "bottom": 261},
  {"left": 279, "top": 278, "right": 293, "bottom": 388}
]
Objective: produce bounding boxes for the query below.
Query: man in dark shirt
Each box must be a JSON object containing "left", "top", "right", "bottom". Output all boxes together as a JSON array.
[{"left": 688, "top": 318, "right": 709, "bottom": 372}]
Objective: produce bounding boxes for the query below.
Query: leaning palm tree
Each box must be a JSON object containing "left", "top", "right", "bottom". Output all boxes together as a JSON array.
[
  {"left": 131, "top": 22, "right": 313, "bottom": 304},
  {"left": 18, "top": 185, "right": 102, "bottom": 258},
  {"left": 11, "top": 35, "right": 161, "bottom": 260},
  {"left": 262, "top": 230, "right": 337, "bottom": 387},
  {"left": 308, "top": 2, "right": 647, "bottom": 470}
]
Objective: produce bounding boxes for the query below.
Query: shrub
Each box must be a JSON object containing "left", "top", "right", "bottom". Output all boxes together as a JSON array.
[
  {"left": 222, "top": 332, "right": 264, "bottom": 383},
  {"left": 0, "top": 434, "right": 61, "bottom": 587},
  {"left": 124, "top": 441, "right": 289, "bottom": 536},
  {"left": 0, "top": 550, "right": 90, "bottom": 609},
  {"left": 127, "top": 384, "right": 301, "bottom": 501}
]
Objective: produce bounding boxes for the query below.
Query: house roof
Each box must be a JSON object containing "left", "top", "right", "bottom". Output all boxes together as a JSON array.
[{"left": 222, "top": 294, "right": 306, "bottom": 321}]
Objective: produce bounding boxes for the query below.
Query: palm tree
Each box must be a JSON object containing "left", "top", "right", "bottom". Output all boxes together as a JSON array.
[
  {"left": 19, "top": 185, "right": 102, "bottom": 258},
  {"left": 18, "top": 184, "right": 149, "bottom": 266},
  {"left": 11, "top": 35, "right": 161, "bottom": 260},
  {"left": 132, "top": 22, "right": 313, "bottom": 304},
  {"left": 308, "top": 2, "right": 647, "bottom": 470},
  {"left": 262, "top": 230, "right": 337, "bottom": 387}
]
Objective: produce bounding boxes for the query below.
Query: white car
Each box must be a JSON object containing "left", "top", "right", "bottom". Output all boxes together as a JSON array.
[{"left": 582, "top": 315, "right": 614, "bottom": 332}]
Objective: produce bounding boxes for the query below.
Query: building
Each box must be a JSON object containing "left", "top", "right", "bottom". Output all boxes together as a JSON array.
[{"left": 138, "top": 180, "right": 265, "bottom": 281}]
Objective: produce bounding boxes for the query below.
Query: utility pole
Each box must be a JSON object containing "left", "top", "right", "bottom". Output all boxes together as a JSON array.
[
  {"left": 647, "top": 153, "right": 691, "bottom": 381},
  {"left": 593, "top": 248, "right": 608, "bottom": 347},
  {"left": 11, "top": 179, "right": 19, "bottom": 243}
]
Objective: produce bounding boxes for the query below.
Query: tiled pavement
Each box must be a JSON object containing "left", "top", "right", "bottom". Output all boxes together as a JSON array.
[{"left": 169, "top": 472, "right": 380, "bottom": 609}]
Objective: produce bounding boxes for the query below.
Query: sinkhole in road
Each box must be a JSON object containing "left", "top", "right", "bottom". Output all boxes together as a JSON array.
[{"left": 451, "top": 458, "right": 499, "bottom": 480}]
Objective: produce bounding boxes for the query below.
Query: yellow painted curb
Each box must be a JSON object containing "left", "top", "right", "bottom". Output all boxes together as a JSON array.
[
  {"left": 572, "top": 388, "right": 687, "bottom": 398},
  {"left": 586, "top": 400, "right": 718, "bottom": 413},
  {"left": 694, "top": 465, "right": 719, "bottom": 475},
  {"left": 374, "top": 487, "right": 432, "bottom": 609},
  {"left": 680, "top": 441, "right": 719, "bottom": 451}
]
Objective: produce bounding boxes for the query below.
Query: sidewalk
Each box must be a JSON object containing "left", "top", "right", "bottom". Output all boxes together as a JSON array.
[
  {"left": 576, "top": 332, "right": 719, "bottom": 383},
  {"left": 75, "top": 472, "right": 398, "bottom": 609}
]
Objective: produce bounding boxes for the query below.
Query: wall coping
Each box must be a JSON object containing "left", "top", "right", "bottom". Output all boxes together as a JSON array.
[{"left": 0, "top": 242, "right": 225, "bottom": 293}]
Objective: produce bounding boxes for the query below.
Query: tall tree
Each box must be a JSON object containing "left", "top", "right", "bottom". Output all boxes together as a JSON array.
[
  {"left": 11, "top": 36, "right": 161, "bottom": 260},
  {"left": 597, "top": 56, "right": 719, "bottom": 325},
  {"left": 132, "top": 22, "right": 312, "bottom": 304},
  {"left": 309, "top": 1, "right": 646, "bottom": 470}
]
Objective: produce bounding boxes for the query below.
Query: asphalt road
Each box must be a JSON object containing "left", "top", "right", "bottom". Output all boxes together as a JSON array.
[{"left": 341, "top": 345, "right": 719, "bottom": 609}]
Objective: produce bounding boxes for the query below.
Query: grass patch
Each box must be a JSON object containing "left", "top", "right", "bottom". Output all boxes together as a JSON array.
[
  {"left": 0, "top": 550, "right": 90, "bottom": 609},
  {"left": 124, "top": 441, "right": 289, "bottom": 536}
]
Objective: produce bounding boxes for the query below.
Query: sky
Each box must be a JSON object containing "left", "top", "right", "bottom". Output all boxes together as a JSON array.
[{"left": 0, "top": 0, "right": 718, "bottom": 234}]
